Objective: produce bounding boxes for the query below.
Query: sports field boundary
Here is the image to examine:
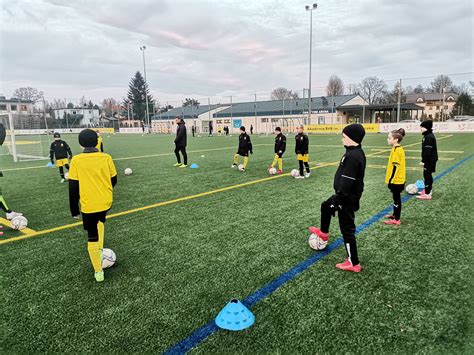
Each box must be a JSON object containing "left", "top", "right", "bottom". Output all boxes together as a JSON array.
[
  {"left": 0, "top": 135, "right": 453, "bottom": 245},
  {"left": 163, "top": 153, "right": 474, "bottom": 354}
]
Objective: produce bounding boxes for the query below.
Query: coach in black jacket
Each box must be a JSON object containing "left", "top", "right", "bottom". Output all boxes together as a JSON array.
[
  {"left": 309, "top": 123, "right": 366, "bottom": 273},
  {"left": 417, "top": 120, "right": 438, "bottom": 198},
  {"left": 174, "top": 117, "right": 188, "bottom": 167}
]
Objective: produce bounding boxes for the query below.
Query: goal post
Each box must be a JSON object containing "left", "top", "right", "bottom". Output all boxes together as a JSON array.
[{"left": 0, "top": 113, "right": 51, "bottom": 162}]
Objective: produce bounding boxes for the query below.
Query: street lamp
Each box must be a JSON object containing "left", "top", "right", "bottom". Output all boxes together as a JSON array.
[
  {"left": 305, "top": 3, "right": 317, "bottom": 125},
  {"left": 139, "top": 46, "right": 150, "bottom": 130}
]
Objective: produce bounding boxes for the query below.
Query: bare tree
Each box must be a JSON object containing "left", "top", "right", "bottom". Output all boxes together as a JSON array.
[
  {"left": 357, "top": 76, "right": 388, "bottom": 104},
  {"left": 12, "top": 87, "right": 44, "bottom": 103},
  {"left": 102, "top": 98, "right": 118, "bottom": 116},
  {"left": 326, "top": 75, "right": 344, "bottom": 96},
  {"left": 270, "top": 87, "right": 299, "bottom": 100},
  {"left": 413, "top": 84, "right": 424, "bottom": 94},
  {"left": 346, "top": 84, "right": 358, "bottom": 95},
  {"left": 429, "top": 75, "right": 453, "bottom": 93}
]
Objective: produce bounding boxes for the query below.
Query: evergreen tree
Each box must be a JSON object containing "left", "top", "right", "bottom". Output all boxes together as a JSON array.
[
  {"left": 451, "top": 93, "right": 473, "bottom": 117},
  {"left": 127, "top": 71, "right": 154, "bottom": 120}
]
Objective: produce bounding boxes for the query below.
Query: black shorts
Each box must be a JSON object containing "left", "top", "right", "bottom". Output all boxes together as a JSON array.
[
  {"left": 82, "top": 209, "right": 109, "bottom": 231},
  {"left": 237, "top": 149, "right": 249, "bottom": 157},
  {"left": 388, "top": 183, "right": 405, "bottom": 193}
]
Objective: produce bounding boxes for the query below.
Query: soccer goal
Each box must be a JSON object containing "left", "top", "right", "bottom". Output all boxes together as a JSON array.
[{"left": 0, "top": 113, "right": 51, "bottom": 162}]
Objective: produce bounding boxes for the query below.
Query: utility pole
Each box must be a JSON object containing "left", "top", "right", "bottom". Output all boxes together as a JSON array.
[
  {"left": 305, "top": 3, "right": 318, "bottom": 126},
  {"left": 396, "top": 78, "right": 402, "bottom": 123}
]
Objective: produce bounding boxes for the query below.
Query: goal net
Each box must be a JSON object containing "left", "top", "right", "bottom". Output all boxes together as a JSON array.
[{"left": 0, "top": 113, "right": 51, "bottom": 162}]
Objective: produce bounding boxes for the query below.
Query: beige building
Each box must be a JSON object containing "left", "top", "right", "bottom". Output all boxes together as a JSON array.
[
  {"left": 0, "top": 96, "right": 34, "bottom": 115},
  {"left": 405, "top": 92, "right": 458, "bottom": 120}
]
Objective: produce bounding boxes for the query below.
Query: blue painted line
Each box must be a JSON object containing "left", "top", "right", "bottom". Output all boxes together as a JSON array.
[{"left": 164, "top": 153, "right": 474, "bottom": 354}]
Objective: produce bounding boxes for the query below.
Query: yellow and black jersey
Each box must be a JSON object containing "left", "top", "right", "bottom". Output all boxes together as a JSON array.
[
  {"left": 50, "top": 140, "right": 72, "bottom": 161},
  {"left": 238, "top": 133, "right": 252, "bottom": 153},
  {"left": 385, "top": 145, "right": 406, "bottom": 185},
  {"left": 68, "top": 151, "right": 117, "bottom": 214},
  {"left": 295, "top": 133, "right": 309, "bottom": 155},
  {"left": 96, "top": 136, "right": 104, "bottom": 152},
  {"left": 274, "top": 133, "right": 286, "bottom": 154}
]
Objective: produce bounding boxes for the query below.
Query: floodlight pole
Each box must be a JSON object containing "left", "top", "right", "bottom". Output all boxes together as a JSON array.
[
  {"left": 396, "top": 78, "right": 402, "bottom": 123},
  {"left": 305, "top": 3, "right": 318, "bottom": 125},
  {"left": 140, "top": 46, "right": 150, "bottom": 130}
]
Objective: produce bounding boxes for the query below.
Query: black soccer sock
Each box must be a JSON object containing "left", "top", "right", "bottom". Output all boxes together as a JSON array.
[
  {"left": 304, "top": 162, "right": 310, "bottom": 173},
  {"left": 424, "top": 170, "right": 433, "bottom": 194},
  {"left": 392, "top": 191, "right": 402, "bottom": 220},
  {"left": 298, "top": 160, "right": 304, "bottom": 176},
  {"left": 59, "top": 166, "right": 65, "bottom": 178}
]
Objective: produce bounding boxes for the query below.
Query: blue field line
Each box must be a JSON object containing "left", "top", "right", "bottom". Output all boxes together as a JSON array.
[{"left": 164, "top": 153, "right": 474, "bottom": 354}]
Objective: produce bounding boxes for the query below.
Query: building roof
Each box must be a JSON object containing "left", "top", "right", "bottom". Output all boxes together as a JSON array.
[
  {"left": 342, "top": 103, "right": 424, "bottom": 111},
  {"left": 0, "top": 96, "right": 33, "bottom": 104},
  {"left": 214, "top": 94, "right": 359, "bottom": 118},
  {"left": 151, "top": 95, "right": 360, "bottom": 120},
  {"left": 405, "top": 92, "right": 458, "bottom": 103},
  {"left": 53, "top": 107, "right": 100, "bottom": 111}
]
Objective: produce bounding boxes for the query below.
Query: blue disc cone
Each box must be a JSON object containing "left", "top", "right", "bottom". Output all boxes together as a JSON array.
[
  {"left": 47, "top": 162, "right": 54, "bottom": 167},
  {"left": 415, "top": 179, "right": 425, "bottom": 190},
  {"left": 215, "top": 299, "right": 255, "bottom": 331},
  {"left": 190, "top": 163, "right": 198, "bottom": 169}
]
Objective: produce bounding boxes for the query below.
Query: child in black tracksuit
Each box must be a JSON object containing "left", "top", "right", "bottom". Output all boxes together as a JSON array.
[
  {"left": 295, "top": 125, "right": 310, "bottom": 179},
  {"left": 232, "top": 126, "right": 252, "bottom": 171},
  {"left": 417, "top": 120, "right": 438, "bottom": 200},
  {"left": 50, "top": 132, "right": 73, "bottom": 182},
  {"left": 309, "top": 124, "right": 366, "bottom": 273}
]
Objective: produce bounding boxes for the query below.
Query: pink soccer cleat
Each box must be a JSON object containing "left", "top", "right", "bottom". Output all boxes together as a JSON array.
[
  {"left": 277, "top": 169, "right": 283, "bottom": 174},
  {"left": 384, "top": 219, "right": 401, "bottom": 225},
  {"left": 417, "top": 189, "right": 425, "bottom": 195},
  {"left": 308, "top": 226, "right": 329, "bottom": 241},
  {"left": 335, "top": 259, "right": 361, "bottom": 273},
  {"left": 416, "top": 193, "right": 432, "bottom": 200}
]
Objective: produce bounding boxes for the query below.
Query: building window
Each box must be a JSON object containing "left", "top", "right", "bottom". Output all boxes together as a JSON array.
[
  {"left": 20, "top": 105, "right": 27, "bottom": 111},
  {"left": 73, "top": 111, "right": 76, "bottom": 114},
  {"left": 0, "top": 104, "right": 6, "bottom": 111},
  {"left": 10, "top": 105, "right": 17, "bottom": 111},
  {"left": 444, "top": 105, "right": 448, "bottom": 109},
  {"left": 261, "top": 118, "right": 268, "bottom": 123},
  {"left": 436, "top": 106, "right": 440, "bottom": 110}
]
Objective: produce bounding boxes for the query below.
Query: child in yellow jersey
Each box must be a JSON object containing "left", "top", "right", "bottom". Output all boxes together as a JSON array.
[
  {"left": 95, "top": 130, "right": 104, "bottom": 152},
  {"left": 384, "top": 128, "right": 406, "bottom": 226},
  {"left": 69, "top": 129, "right": 117, "bottom": 282}
]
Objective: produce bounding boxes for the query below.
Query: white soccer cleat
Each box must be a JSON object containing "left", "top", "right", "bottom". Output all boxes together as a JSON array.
[
  {"left": 305, "top": 172, "right": 311, "bottom": 178},
  {"left": 6, "top": 211, "right": 23, "bottom": 220},
  {"left": 231, "top": 164, "right": 237, "bottom": 168},
  {"left": 295, "top": 175, "right": 305, "bottom": 179}
]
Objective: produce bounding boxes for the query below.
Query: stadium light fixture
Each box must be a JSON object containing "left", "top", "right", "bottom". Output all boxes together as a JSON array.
[
  {"left": 139, "top": 46, "right": 150, "bottom": 128},
  {"left": 305, "top": 3, "right": 318, "bottom": 125}
]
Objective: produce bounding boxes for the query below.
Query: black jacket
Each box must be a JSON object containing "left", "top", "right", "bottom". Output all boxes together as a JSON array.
[
  {"left": 295, "top": 133, "right": 309, "bottom": 154},
  {"left": 333, "top": 145, "right": 366, "bottom": 202},
  {"left": 421, "top": 130, "right": 438, "bottom": 166},
  {"left": 274, "top": 133, "right": 286, "bottom": 154},
  {"left": 50, "top": 140, "right": 72, "bottom": 162},
  {"left": 175, "top": 121, "right": 187, "bottom": 147},
  {"left": 0, "top": 123, "right": 5, "bottom": 146},
  {"left": 238, "top": 133, "right": 252, "bottom": 153}
]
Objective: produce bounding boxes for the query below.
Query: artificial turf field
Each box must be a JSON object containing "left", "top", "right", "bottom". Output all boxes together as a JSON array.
[{"left": 1, "top": 132, "right": 473, "bottom": 353}]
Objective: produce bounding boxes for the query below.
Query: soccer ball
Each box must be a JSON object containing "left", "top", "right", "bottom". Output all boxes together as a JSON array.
[
  {"left": 405, "top": 184, "right": 418, "bottom": 195},
  {"left": 64, "top": 172, "right": 69, "bottom": 180},
  {"left": 268, "top": 167, "right": 277, "bottom": 175},
  {"left": 11, "top": 216, "right": 28, "bottom": 230},
  {"left": 102, "top": 248, "right": 116, "bottom": 269},
  {"left": 308, "top": 233, "right": 328, "bottom": 251},
  {"left": 124, "top": 168, "right": 133, "bottom": 176},
  {"left": 290, "top": 169, "right": 299, "bottom": 178},
  {"left": 238, "top": 164, "right": 245, "bottom": 171}
]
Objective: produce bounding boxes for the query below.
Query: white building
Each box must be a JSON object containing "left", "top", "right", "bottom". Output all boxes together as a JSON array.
[
  {"left": 0, "top": 96, "right": 34, "bottom": 115},
  {"left": 53, "top": 107, "right": 100, "bottom": 126}
]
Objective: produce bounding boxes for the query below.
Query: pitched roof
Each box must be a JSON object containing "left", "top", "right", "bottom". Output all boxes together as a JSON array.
[{"left": 405, "top": 92, "right": 458, "bottom": 103}]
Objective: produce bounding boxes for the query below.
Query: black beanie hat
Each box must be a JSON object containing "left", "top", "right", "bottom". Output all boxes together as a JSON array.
[
  {"left": 53, "top": 132, "right": 61, "bottom": 138},
  {"left": 420, "top": 120, "right": 433, "bottom": 130},
  {"left": 342, "top": 123, "right": 366, "bottom": 144},
  {"left": 79, "top": 129, "right": 98, "bottom": 148}
]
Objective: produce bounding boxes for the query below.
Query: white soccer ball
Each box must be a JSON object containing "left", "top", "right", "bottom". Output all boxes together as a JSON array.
[
  {"left": 405, "top": 184, "right": 418, "bottom": 195},
  {"left": 290, "top": 169, "right": 299, "bottom": 178},
  {"left": 238, "top": 164, "right": 245, "bottom": 171},
  {"left": 102, "top": 248, "right": 116, "bottom": 269},
  {"left": 268, "top": 167, "right": 277, "bottom": 175},
  {"left": 124, "top": 168, "right": 133, "bottom": 176},
  {"left": 308, "top": 233, "right": 328, "bottom": 251},
  {"left": 64, "top": 172, "right": 69, "bottom": 180},
  {"left": 11, "top": 216, "right": 28, "bottom": 230}
]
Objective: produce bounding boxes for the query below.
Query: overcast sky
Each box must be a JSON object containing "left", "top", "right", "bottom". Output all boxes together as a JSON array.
[{"left": 0, "top": 0, "right": 472, "bottom": 105}]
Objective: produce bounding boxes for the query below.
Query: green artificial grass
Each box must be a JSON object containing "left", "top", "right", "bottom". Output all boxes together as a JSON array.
[{"left": 1, "top": 132, "right": 473, "bottom": 353}]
